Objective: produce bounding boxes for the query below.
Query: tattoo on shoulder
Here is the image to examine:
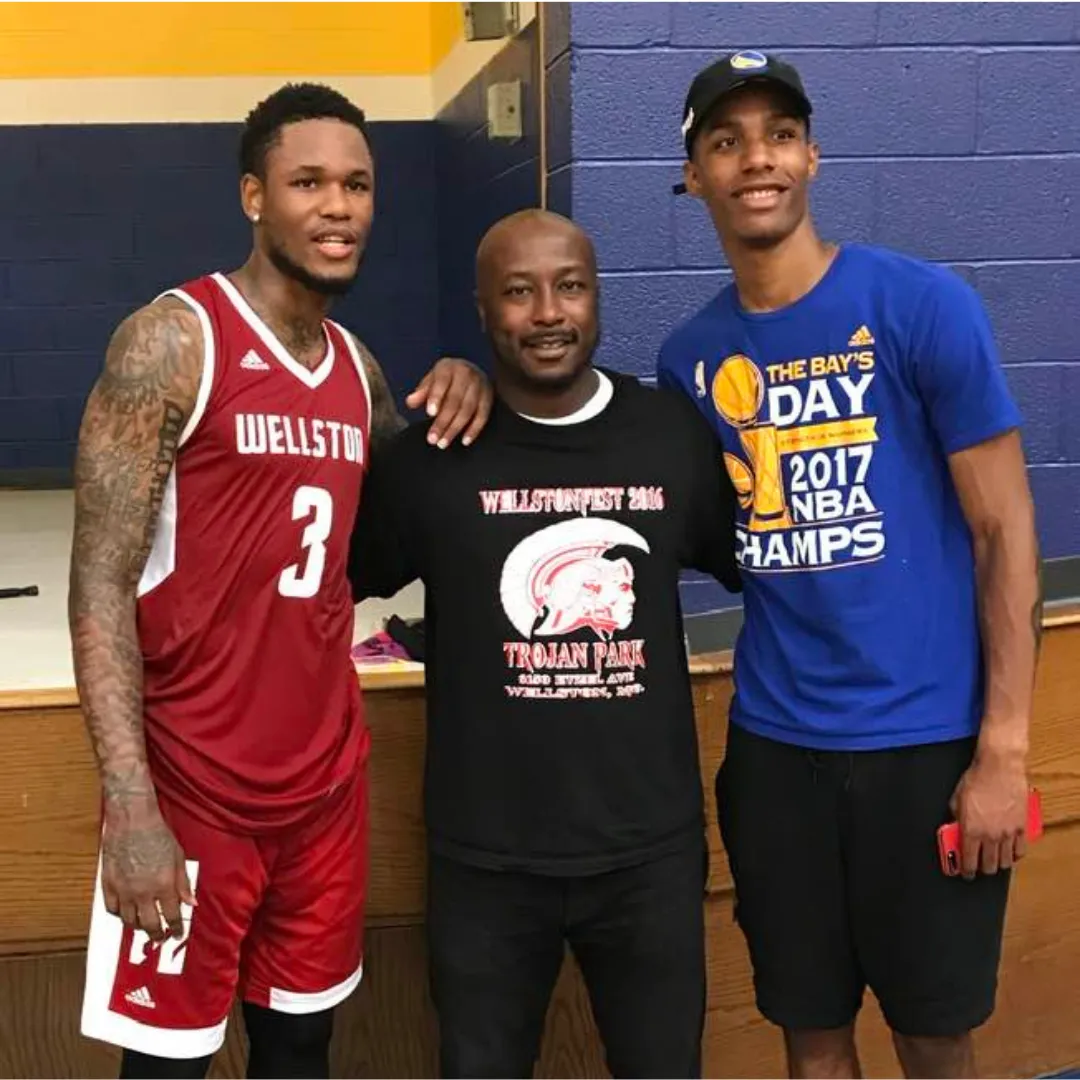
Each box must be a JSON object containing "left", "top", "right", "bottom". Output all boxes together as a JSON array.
[
  {"left": 95, "top": 298, "right": 201, "bottom": 417},
  {"left": 72, "top": 298, "right": 203, "bottom": 591},
  {"left": 353, "top": 335, "right": 406, "bottom": 454}
]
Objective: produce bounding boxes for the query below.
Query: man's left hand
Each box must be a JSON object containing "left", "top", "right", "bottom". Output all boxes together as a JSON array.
[
  {"left": 949, "top": 743, "right": 1030, "bottom": 879},
  {"left": 406, "top": 358, "right": 493, "bottom": 449}
]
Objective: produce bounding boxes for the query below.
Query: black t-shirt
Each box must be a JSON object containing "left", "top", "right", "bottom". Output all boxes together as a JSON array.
[{"left": 349, "top": 369, "right": 741, "bottom": 874}]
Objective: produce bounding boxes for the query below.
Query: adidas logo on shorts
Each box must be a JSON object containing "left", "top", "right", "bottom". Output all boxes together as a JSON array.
[{"left": 124, "top": 985, "right": 156, "bottom": 1009}]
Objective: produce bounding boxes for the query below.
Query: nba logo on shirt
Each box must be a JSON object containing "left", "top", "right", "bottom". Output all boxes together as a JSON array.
[{"left": 693, "top": 361, "right": 707, "bottom": 399}]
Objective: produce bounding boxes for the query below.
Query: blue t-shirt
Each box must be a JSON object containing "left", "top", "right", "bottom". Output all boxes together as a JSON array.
[{"left": 657, "top": 243, "right": 1022, "bottom": 751}]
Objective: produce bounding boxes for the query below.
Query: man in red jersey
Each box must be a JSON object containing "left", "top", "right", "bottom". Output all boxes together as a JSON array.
[{"left": 69, "top": 83, "right": 491, "bottom": 1079}]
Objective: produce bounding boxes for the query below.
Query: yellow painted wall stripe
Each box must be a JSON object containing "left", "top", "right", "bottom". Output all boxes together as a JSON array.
[
  {"left": 430, "top": 1, "right": 463, "bottom": 68},
  {"left": 0, "top": 2, "right": 456, "bottom": 79},
  {"left": 0, "top": 74, "right": 433, "bottom": 125},
  {"left": 0, "top": 2, "right": 533, "bottom": 125},
  {"left": 431, "top": 0, "right": 535, "bottom": 113}
]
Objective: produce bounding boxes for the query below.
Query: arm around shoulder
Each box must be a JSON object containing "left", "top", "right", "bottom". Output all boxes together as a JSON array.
[
  {"left": 349, "top": 331, "right": 493, "bottom": 452},
  {"left": 669, "top": 390, "right": 742, "bottom": 594},
  {"left": 655, "top": 333, "right": 690, "bottom": 395},
  {"left": 346, "top": 332, "right": 408, "bottom": 459},
  {"left": 347, "top": 429, "right": 423, "bottom": 603}
]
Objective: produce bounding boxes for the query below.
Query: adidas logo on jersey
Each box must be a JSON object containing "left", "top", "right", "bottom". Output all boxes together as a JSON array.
[
  {"left": 124, "top": 985, "right": 156, "bottom": 1009},
  {"left": 240, "top": 349, "right": 271, "bottom": 371},
  {"left": 848, "top": 325, "right": 875, "bottom": 347}
]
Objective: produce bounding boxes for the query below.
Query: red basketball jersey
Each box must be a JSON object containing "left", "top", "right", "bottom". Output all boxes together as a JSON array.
[{"left": 135, "top": 272, "right": 372, "bottom": 832}]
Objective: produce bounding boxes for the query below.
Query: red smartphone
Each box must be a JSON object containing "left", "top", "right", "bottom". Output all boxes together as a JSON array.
[{"left": 937, "top": 788, "right": 1043, "bottom": 876}]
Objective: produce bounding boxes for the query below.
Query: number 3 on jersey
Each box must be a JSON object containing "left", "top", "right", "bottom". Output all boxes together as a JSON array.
[{"left": 278, "top": 485, "right": 334, "bottom": 599}]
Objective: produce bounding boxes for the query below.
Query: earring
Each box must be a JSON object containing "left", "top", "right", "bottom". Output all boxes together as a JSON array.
[{"left": 251, "top": 212, "right": 260, "bottom": 224}]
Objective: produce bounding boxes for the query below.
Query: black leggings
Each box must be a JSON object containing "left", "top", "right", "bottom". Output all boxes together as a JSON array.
[{"left": 118, "top": 1003, "right": 335, "bottom": 1079}]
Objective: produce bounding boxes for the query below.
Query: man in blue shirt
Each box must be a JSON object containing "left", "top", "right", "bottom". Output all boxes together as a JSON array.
[{"left": 657, "top": 52, "right": 1043, "bottom": 1080}]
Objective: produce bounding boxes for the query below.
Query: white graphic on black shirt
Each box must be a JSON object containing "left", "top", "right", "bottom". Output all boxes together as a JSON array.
[
  {"left": 498, "top": 517, "right": 651, "bottom": 701},
  {"left": 500, "top": 517, "right": 646, "bottom": 640}
]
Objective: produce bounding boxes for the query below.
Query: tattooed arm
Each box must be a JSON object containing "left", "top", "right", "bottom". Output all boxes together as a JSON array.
[
  {"left": 351, "top": 336, "right": 407, "bottom": 458},
  {"left": 69, "top": 297, "right": 202, "bottom": 941},
  {"left": 350, "top": 332, "right": 493, "bottom": 453}
]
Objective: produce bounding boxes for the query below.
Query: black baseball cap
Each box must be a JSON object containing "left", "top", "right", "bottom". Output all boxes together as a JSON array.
[{"left": 679, "top": 50, "right": 812, "bottom": 160}]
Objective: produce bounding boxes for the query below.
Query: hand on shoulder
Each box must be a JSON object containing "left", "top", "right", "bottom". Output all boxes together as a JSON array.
[{"left": 406, "top": 356, "right": 494, "bottom": 449}]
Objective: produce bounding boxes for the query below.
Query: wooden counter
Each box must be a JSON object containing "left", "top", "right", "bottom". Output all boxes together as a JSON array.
[{"left": 1, "top": 608, "right": 1079, "bottom": 1078}]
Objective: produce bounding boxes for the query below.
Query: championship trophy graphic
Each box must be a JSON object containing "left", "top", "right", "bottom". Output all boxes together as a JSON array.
[{"left": 712, "top": 355, "right": 792, "bottom": 532}]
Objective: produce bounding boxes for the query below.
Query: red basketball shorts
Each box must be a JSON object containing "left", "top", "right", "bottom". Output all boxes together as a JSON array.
[{"left": 80, "top": 772, "right": 368, "bottom": 1060}]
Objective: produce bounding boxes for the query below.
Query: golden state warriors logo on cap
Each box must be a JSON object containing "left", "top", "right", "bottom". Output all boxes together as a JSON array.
[{"left": 730, "top": 50, "right": 768, "bottom": 71}]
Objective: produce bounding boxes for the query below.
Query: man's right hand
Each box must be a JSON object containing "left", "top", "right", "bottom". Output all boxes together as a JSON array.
[
  {"left": 69, "top": 296, "right": 205, "bottom": 946},
  {"left": 102, "top": 811, "right": 196, "bottom": 942}
]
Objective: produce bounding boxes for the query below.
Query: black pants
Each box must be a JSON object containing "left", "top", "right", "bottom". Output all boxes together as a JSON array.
[
  {"left": 426, "top": 840, "right": 707, "bottom": 1078},
  {"left": 717, "top": 722, "right": 1012, "bottom": 1037}
]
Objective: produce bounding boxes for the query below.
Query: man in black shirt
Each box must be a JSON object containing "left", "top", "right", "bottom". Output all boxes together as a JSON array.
[{"left": 349, "top": 209, "right": 740, "bottom": 1078}]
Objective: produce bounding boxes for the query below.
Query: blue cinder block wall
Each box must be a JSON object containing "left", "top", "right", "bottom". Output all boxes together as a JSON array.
[
  {"left": 544, "top": 1, "right": 1080, "bottom": 607},
  {"left": 437, "top": 22, "right": 541, "bottom": 366},
  {"left": 0, "top": 122, "right": 439, "bottom": 476}
]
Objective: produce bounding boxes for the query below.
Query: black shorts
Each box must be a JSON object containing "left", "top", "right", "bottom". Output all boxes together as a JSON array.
[
  {"left": 426, "top": 839, "right": 707, "bottom": 1078},
  {"left": 716, "top": 722, "right": 1011, "bottom": 1038}
]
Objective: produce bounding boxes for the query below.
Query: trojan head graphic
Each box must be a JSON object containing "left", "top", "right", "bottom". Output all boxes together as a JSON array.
[{"left": 500, "top": 518, "right": 651, "bottom": 641}]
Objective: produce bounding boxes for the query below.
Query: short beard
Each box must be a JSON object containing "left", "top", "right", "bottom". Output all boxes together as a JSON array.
[
  {"left": 267, "top": 238, "right": 359, "bottom": 298},
  {"left": 490, "top": 326, "right": 601, "bottom": 394}
]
